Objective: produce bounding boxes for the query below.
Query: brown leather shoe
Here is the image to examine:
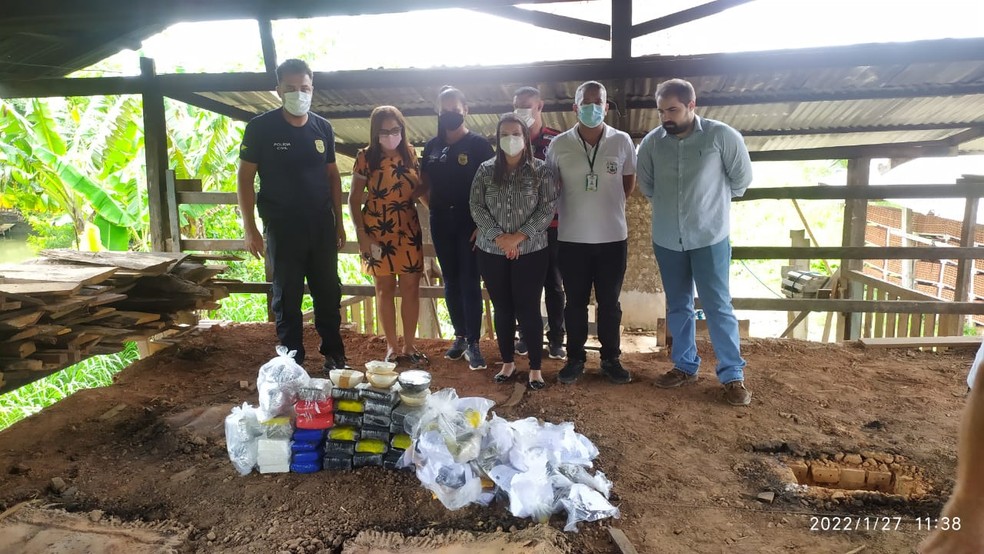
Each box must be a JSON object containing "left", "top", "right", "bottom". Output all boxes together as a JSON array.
[
  {"left": 724, "top": 381, "right": 751, "bottom": 406},
  {"left": 653, "top": 368, "right": 698, "bottom": 388}
]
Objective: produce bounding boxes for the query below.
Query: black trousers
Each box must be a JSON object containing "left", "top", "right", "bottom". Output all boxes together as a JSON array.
[
  {"left": 431, "top": 207, "right": 484, "bottom": 343},
  {"left": 517, "top": 226, "right": 566, "bottom": 347},
  {"left": 265, "top": 215, "right": 345, "bottom": 365},
  {"left": 558, "top": 240, "right": 627, "bottom": 363},
  {"left": 477, "top": 248, "right": 549, "bottom": 370}
]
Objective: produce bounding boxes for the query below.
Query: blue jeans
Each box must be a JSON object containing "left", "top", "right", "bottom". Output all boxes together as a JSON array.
[
  {"left": 653, "top": 238, "right": 745, "bottom": 384},
  {"left": 431, "top": 207, "right": 484, "bottom": 343}
]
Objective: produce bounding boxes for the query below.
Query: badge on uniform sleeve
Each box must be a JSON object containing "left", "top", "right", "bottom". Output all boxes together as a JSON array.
[
  {"left": 457, "top": 153, "right": 469, "bottom": 166},
  {"left": 314, "top": 139, "right": 326, "bottom": 154}
]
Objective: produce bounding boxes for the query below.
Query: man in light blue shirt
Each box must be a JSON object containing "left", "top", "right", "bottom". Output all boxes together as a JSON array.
[{"left": 636, "top": 78, "right": 753, "bottom": 406}]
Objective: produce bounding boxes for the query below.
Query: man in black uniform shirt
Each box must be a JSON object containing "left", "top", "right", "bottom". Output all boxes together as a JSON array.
[{"left": 237, "top": 58, "right": 347, "bottom": 370}]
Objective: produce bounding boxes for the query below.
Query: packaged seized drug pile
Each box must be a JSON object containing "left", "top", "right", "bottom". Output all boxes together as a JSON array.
[{"left": 226, "top": 347, "right": 618, "bottom": 532}]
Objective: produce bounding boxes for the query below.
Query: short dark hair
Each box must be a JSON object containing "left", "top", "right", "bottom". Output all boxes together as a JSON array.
[
  {"left": 276, "top": 59, "right": 313, "bottom": 83},
  {"left": 513, "top": 86, "right": 541, "bottom": 100},
  {"left": 656, "top": 78, "right": 696, "bottom": 105},
  {"left": 575, "top": 81, "right": 606, "bottom": 105}
]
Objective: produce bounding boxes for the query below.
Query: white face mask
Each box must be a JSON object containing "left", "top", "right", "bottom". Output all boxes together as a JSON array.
[
  {"left": 379, "top": 134, "right": 402, "bottom": 151},
  {"left": 514, "top": 108, "right": 535, "bottom": 128},
  {"left": 283, "top": 91, "right": 312, "bottom": 117},
  {"left": 499, "top": 135, "right": 525, "bottom": 157}
]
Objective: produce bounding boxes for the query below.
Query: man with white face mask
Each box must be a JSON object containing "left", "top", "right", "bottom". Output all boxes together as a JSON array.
[
  {"left": 512, "top": 86, "right": 565, "bottom": 361},
  {"left": 237, "top": 58, "right": 348, "bottom": 371},
  {"left": 545, "top": 80, "right": 636, "bottom": 386}
]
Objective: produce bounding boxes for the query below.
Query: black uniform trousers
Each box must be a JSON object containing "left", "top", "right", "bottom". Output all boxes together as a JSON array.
[{"left": 265, "top": 214, "right": 345, "bottom": 365}]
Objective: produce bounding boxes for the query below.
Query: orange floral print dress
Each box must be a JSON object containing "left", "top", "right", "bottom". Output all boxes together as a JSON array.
[{"left": 353, "top": 148, "right": 424, "bottom": 276}]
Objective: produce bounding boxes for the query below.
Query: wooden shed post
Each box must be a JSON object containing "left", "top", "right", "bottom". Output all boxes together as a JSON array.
[
  {"left": 140, "top": 57, "right": 172, "bottom": 252},
  {"left": 947, "top": 189, "right": 980, "bottom": 335},
  {"left": 838, "top": 157, "right": 870, "bottom": 341}
]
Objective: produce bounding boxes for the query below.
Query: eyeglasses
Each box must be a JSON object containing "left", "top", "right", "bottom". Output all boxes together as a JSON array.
[{"left": 379, "top": 127, "right": 402, "bottom": 137}]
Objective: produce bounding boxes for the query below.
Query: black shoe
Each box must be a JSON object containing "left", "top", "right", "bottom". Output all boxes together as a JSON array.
[
  {"left": 445, "top": 336, "right": 467, "bottom": 360},
  {"left": 322, "top": 355, "right": 349, "bottom": 373},
  {"left": 557, "top": 359, "right": 585, "bottom": 384},
  {"left": 600, "top": 358, "right": 632, "bottom": 384},
  {"left": 547, "top": 343, "right": 567, "bottom": 360},
  {"left": 515, "top": 337, "right": 528, "bottom": 356}
]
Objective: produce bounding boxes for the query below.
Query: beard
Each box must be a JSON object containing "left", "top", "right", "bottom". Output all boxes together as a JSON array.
[{"left": 663, "top": 121, "right": 685, "bottom": 135}]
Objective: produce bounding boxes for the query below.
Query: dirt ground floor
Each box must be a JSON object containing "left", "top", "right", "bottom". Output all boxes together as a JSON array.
[{"left": 0, "top": 323, "right": 975, "bottom": 553}]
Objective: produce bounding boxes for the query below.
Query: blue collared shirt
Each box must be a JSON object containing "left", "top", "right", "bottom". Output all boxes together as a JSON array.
[{"left": 636, "top": 115, "right": 752, "bottom": 251}]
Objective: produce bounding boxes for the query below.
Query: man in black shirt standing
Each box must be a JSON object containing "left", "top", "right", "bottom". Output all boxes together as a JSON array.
[{"left": 237, "top": 58, "right": 347, "bottom": 370}]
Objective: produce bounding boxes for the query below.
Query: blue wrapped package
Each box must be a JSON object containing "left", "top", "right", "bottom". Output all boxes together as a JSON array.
[
  {"left": 290, "top": 440, "right": 322, "bottom": 453},
  {"left": 290, "top": 460, "right": 322, "bottom": 473},
  {"left": 292, "top": 450, "right": 323, "bottom": 464},
  {"left": 292, "top": 429, "right": 326, "bottom": 443}
]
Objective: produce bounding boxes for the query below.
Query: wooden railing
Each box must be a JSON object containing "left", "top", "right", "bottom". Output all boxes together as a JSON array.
[{"left": 847, "top": 270, "right": 944, "bottom": 339}]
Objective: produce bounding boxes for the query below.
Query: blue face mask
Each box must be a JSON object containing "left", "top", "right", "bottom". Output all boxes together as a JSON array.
[{"left": 577, "top": 103, "right": 605, "bottom": 128}]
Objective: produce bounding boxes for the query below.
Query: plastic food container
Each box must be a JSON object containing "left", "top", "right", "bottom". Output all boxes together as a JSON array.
[
  {"left": 365, "top": 361, "right": 397, "bottom": 374},
  {"left": 330, "top": 369, "right": 364, "bottom": 389},
  {"left": 398, "top": 388, "right": 430, "bottom": 407},
  {"left": 398, "top": 370, "right": 431, "bottom": 394},
  {"left": 366, "top": 371, "right": 399, "bottom": 388}
]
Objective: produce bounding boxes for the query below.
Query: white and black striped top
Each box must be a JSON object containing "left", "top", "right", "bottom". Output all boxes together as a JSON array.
[{"left": 469, "top": 157, "right": 558, "bottom": 256}]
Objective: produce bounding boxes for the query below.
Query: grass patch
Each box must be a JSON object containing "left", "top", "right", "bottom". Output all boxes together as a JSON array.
[{"left": 0, "top": 342, "right": 139, "bottom": 431}]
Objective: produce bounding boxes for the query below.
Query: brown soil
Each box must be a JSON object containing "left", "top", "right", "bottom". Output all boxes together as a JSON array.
[{"left": 0, "top": 323, "right": 974, "bottom": 553}]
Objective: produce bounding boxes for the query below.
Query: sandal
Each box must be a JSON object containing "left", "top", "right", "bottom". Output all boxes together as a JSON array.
[
  {"left": 494, "top": 363, "right": 517, "bottom": 383},
  {"left": 405, "top": 350, "right": 430, "bottom": 367},
  {"left": 528, "top": 379, "right": 546, "bottom": 390}
]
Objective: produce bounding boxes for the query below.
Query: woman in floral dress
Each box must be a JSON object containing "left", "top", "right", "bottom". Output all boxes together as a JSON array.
[{"left": 349, "top": 106, "right": 425, "bottom": 364}]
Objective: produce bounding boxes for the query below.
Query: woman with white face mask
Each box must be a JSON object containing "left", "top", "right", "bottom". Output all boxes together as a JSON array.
[
  {"left": 469, "top": 113, "right": 558, "bottom": 390},
  {"left": 349, "top": 106, "right": 426, "bottom": 365}
]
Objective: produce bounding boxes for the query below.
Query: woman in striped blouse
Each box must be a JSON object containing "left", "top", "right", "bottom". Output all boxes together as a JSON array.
[{"left": 470, "top": 113, "right": 558, "bottom": 390}]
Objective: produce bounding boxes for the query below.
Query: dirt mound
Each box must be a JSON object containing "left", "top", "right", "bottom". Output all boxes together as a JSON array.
[
  {"left": 0, "top": 502, "right": 191, "bottom": 553},
  {"left": 0, "top": 323, "right": 974, "bottom": 553}
]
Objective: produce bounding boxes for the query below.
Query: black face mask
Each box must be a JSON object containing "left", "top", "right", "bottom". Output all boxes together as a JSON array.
[{"left": 438, "top": 111, "right": 465, "bottom": 133}]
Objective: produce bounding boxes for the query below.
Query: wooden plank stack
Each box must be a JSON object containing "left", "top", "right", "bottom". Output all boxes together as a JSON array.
[{"left": 0, "top": 250, "right": 231, "bottom": 394}]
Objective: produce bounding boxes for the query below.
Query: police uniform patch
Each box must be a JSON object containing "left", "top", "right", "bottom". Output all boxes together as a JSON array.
[
  {"left": 606, "top": 160, "right": 618, "bottom": 174},
  {"left": 457, "top": 153, "right": 468, "bottom": 166},
  {"left": 315, "top": 139, "right": 326, "bottom": 154}
]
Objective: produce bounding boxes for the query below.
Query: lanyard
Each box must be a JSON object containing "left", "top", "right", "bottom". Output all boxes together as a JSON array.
[{"left": 578, "top": 133, "right": 603, "bottom": 174}]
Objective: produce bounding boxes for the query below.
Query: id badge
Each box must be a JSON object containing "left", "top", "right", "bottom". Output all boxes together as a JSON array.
[{"left": 585, "top": 173, "right": 599, "bottom": 191}]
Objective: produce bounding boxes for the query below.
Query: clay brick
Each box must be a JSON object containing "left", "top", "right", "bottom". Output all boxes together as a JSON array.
[
  {"left": 894, "top": 475, "right": 916, "bottom": 496},
  {"left": 843, "top": 453, "right": 863, "bottom": 465},
  {"left": 811, "top": 466, "right": 840, "bottom": 485},
  {"left": 866, "top": 471, "right": 892, "bottom": 490},
  {"left": 839, "top": 468, "right": 867, "bottom": 489},
  {"left": 787, "top": 461, "right": 808, "bottom": 483}
]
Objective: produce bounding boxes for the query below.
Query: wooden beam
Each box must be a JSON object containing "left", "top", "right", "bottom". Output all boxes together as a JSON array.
[
  {"left": 611, "top": 0, "right": 632, "bottom": 60},
  {"left": 739, "top": 123, "right": 984, "bottom": 138},
  {"left": 165, "top": 92, "right": 256, "bottom": 121},
  {"left": 750, "top": 143, "right": 958, "bottom": 162},
  {"left": 257, "top": 18, "right": 278, "bottom": 76},
  {"left": 141, "top": 57, "right": 171, "bottom": 252},
  {"left": 1, "top": 0, "right": 585, "bottom": 30},
  {"left": 859, "top": 336, "right": 983, "bottom": 348},
  {"left": 840, "top": 158, "right": 870, "bottom": 341},
  {"left": 224, "top": 282, "right": 486, "bottom": 299},
  {"left": 722, "top": 298, "right": 984, "bottom": 315},
  {"left": 950, "top": 194, "right": 980, "bottom": 334},
  {"left": 731, "top": 246, "right": 984, "bottom": 260},
  {"left": 176, "top": 192, "right": 240, "bottom": 205},
  {"left": 470, "top": 6, "right": 610, "bottom": 41},
  {"left": 737, "top": 183, "right": 984, "bottom": 202},
  {"left": 0, "top": 76, "right": 142, "bottom": 98},
  {"left": 948, "top": 126, "right": 984, "bottom": 146},
  {"left": 631, "top": 0, "right": 756, "bottom": 38}
]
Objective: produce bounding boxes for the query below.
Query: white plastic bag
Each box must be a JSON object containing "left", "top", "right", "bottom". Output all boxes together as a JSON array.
[
  {"left": 560, "top": 483, "right": 620, "bottom": 532},
  {"left": 506, "top": 451, "right": 557, "bottom": 522},
  {"left": 970, "top": 339, "right": 984, "bottom": 389},
  {"left": 412, "top": 430, "right": 484, "bottom": 510},
  {"left": 256, "top": 346, "right": 310, "bottom": 422},
  {"left": 224, "top": 403, "right": 263, "bottom": 475},
  {"left": 557, "top": 464, "right": 613, "bottom": 498}
]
